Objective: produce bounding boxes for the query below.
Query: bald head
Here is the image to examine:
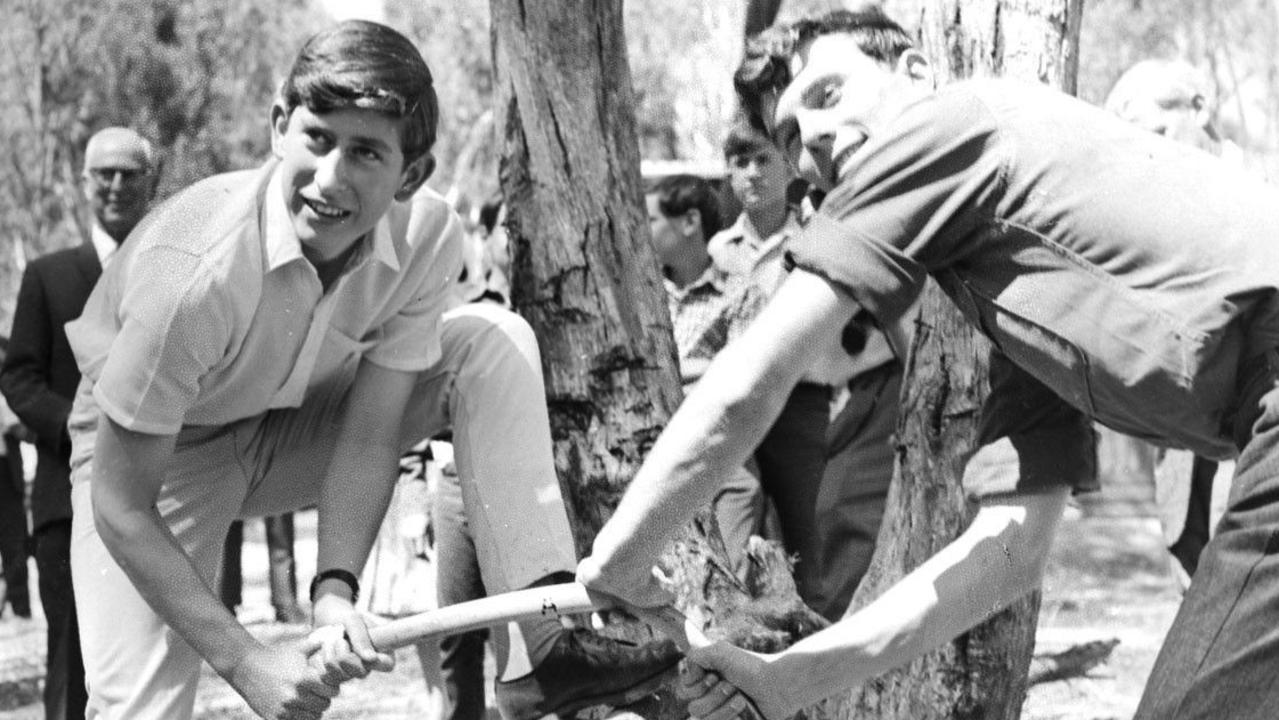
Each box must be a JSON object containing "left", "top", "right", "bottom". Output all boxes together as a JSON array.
[
  {"left": 1105, "top": 59, "right": 1220, "bottom": 155},
  {"left": 82, "top": 127, "right": 158, "bottom": 243}
]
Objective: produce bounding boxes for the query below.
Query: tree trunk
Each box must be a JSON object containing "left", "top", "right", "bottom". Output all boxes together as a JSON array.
[
  {"left": 491, "top": 3, "right": 822, "bottom": 717},
  {"left": 844, "top": 2, "right": 1084, "bottom": 719},
  {"left": 490, "top": 0, "right": 683, "bottom": 557}
]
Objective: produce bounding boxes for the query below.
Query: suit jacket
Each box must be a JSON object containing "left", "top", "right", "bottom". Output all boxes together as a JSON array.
[{"left": 0, "top": 242, "right": 101, "bottom": 531}]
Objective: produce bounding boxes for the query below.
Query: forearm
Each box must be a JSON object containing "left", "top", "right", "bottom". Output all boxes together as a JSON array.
[
  {"left": 91, "top": 421, "right": 258, "bottom": 677},
  {"left": 768, "top": 489, "right": 1068, "bottom": 712},
  {"left": 592, "top": 352, "right": 791, "bottom": 583},
  {"left": 93, "top": 489, "right": 260, "bottom": 675},
  {"left": 316, "top": 360, "right": 415, "bottom": 596},
  {"left": 315, "top": 432, "right": 400, "bottom": 588},
  {"left": 592, "top": 273, "right": 862, "bottom": 588}
]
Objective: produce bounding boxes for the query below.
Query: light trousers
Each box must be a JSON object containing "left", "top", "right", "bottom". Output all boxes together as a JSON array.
[{"left": 71, "top": 303, "right": 577, "bottom": 720}]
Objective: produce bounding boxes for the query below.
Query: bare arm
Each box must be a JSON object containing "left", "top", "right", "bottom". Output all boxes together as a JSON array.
[
  {"left": 312, "top": 359, "right": 417, "bottom": 665},
  {"left": 92, "top": 420, "right": 257, "bottom": 672},
  {"left": 91, "top": 419, "right": 337, "bottom": 717},
  {"left": 581, "top": 269, "right": 860, "bottom": 601},
  {"left": 684, "top": 488, "right": 1068, "bottom": 720}
]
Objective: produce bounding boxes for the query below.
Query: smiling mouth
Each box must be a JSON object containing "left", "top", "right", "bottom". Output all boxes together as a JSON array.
[
  {"left": 303, "top": 197, "right": 352, "bottom": 221},
  {"left": 831, "top": 140, "right": 867, "bottom": 179}
]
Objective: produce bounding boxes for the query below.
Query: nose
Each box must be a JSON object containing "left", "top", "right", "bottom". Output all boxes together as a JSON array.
[
  {"left": 313, "top": 149, "right": 350, "bottom": 191},
  {"left": 795, "top": 111, "right": 835, "bottom": 186}
]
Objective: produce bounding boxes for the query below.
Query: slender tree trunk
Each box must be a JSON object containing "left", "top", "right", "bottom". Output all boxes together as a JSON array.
[
  {"left": 491, "top": 3, "right": 820, "bottom": 717},
  {"left": 489, "top": 0, "right": 683, "bottom": 557},
  {"left": 844, "top": 2, "right": 1084, "bottom": 719}
]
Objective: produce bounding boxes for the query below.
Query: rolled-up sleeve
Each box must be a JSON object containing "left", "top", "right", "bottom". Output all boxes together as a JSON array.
[{"left": 963, "top": 349, "right": 1098, "bottom": 499}]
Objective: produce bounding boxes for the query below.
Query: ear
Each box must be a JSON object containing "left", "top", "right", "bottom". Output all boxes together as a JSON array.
[
  {"left": 1190, "top": 94, "right": 1213, "bottom": 127},
  {"left": 395, "top": 153, "right": 436, "bottom": 202},
  {"left": 146, "top": 167, "right": 162, "bottom": 201},
  {"left": 896, "top": 49, "right": 933, "bottom": 87},
  {"left": 269, "top": 101, "right": 290, "bottom": 160}
]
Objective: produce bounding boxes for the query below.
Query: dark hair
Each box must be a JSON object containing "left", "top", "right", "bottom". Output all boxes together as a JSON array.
[
  {"left": 735, "top": 8, "right": 914, "bottom": 134},
  {"left": 722, "top": 122, "right": 778, "bottom": 160},
  {"left": 649, "top": 174, "right": 724, "bottom": 242},
  {"left": 280, "top": 20, "right": 439, "bottom": 163}
]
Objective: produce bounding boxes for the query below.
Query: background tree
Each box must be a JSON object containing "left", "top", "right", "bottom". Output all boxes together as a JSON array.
[
  {"left": 489, "top": 1, "right": 828, "bottom": 718},
  {"left": 0, "top": 0, "right": 320, "bottom": 329}
]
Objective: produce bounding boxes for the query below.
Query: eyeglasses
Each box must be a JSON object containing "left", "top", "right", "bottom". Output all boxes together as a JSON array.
[{"left": 87, "top": 167, "right": 147, "bottom": 185}]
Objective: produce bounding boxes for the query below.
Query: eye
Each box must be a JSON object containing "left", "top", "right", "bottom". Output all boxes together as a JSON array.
[
  {"left": 353, "top": 145, "right": 384, "bottom": 163},
  {"left": 821, "top": 82, "right": 842, "bottom": 108},
  {"left": 304, "top": 128, "right": 333, "bottom": 152}
]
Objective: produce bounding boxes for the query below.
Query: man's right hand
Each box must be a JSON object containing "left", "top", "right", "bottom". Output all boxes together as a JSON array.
[
  {"left": 681, "top": 642, "right": 786, "bottom": 720},
  {"left": 310, "top": 593, "right": 395, "bottom": 683},
  {"left": 225, "top": 641, "right": 339, "bottom": 720}
]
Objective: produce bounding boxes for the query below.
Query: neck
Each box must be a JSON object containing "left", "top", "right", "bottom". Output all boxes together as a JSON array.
[
  {"left": 746, "top": 199, "right": 789, "bottom": 239},
  {"left": 306, "top": 241, "right": 362, "bottom": 293},
  {"left": 99, "top": 222, "right": 131, "bottom": 246},
  {"left": 663, "top": 247, "right": 712, "bottom": 288}
]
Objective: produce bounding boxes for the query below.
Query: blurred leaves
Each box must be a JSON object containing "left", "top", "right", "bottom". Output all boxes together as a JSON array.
[{"left": 0, "top": 0, "right": 322, "bottom": 327}]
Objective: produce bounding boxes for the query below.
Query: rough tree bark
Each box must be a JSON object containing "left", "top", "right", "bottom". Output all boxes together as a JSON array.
[
  {"left": 843, "top": 2, "right": 1084, "bottom": 719},
  {"left": 490, "top": 2, "right": 821, "bottom": 717},
  {"left": 489, "top": 0, "right": 683, "bottom": 559},
  {"left": 491, "top": 0, "right": 1081, "bottom": 718}
]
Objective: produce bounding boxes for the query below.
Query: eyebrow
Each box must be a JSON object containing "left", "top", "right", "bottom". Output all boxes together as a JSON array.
[
  {"left": 301, "top": 116, "right": 397, "bottom": 154},
  {"left": 350, "top": 134, "right": 396, "bottom": 154}
]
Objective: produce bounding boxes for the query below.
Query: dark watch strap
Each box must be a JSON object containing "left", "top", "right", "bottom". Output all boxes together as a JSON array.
[{"left": 309, "top": 568, "right": 360, "bottom": 603}]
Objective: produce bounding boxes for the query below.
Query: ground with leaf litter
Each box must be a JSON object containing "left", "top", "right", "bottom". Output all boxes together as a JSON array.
[{"left": 0, "top": 508, "right": 1184, "bottom": 720}]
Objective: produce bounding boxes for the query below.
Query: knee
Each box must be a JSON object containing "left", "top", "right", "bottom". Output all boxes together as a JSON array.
[{"left": 444, "top": 304, "right": 541, "bottom": 370}]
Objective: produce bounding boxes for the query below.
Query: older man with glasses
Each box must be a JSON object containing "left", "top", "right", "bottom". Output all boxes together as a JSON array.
[{"left": 0, "top": 126, "right": 157, "bottom": 720}]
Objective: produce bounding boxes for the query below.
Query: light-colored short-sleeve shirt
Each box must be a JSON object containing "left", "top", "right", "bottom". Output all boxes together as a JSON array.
[{"left": 66, "top": 159, "right": 463, "bottom": 437}]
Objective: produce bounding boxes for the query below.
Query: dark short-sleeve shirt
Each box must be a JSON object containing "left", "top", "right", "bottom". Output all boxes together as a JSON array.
[{"left": 790, "top": 78, "right": 1279, "bottom": 466}]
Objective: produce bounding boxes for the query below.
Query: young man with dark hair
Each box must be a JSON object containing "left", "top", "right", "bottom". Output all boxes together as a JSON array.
[
  {"left": 580, "top": 8, "right": 1279, "bottom": 720},
  {"left": 66, "top": 20, "right": 676, "bottom": 720}
]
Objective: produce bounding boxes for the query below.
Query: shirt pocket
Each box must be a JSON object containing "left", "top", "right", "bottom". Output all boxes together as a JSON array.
[
  {"left": 309, "top": 326, "right": 378, "bottom": 395},
  {"left": 268, "top": 325, "right": 375, "bottom": 410}
]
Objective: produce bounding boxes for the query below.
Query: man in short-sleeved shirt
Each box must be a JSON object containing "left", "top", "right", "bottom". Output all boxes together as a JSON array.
[
  {"left": 66, "top": 164, "right": 456, "bottom": 445},
  {"left": 577, "top": 9, "right": 1279, "bottom": 720},
  {"left": 66, "top": 21, "right": 678, "bottom": 720}
]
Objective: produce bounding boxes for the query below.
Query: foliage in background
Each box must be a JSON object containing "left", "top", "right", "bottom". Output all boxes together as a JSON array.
[
  {"left": 0, "top": 0, "right": 321, "bottom": 330},
  {"left": 1077, "top": 0, "right": 1279, "bottom": 178},
  {"left": 882, "top": 0, "right": 1279, "bottom": 177},
  {"left": 3, "top": 0, "right": 1279, "bottom": 331}
]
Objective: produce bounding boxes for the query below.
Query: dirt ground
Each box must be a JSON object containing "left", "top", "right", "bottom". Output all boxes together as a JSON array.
[{"left": 0, "top": 506, "right": 1188, "bottom": 720}]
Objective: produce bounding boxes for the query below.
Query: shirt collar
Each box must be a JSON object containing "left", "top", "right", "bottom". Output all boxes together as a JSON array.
[
  {"left": 90, "top": 223, "right": 119, "bottom": 268},
  {"left": 720, "top": 207, "right": 802, "bottom": 248},
  {"left": 261, "top": 166, "right": 400, "bottom": 273},
  {"left": 664, "top": 263, "right": 728, "bottom": 301}
]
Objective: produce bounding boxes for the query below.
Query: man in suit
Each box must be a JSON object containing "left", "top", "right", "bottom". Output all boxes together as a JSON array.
[
  {"left": 0, "top": 336, "right": 30, "bottom": 620},
  {"left": 0, "top": 126, "right": 157, "bottom": 720}
]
